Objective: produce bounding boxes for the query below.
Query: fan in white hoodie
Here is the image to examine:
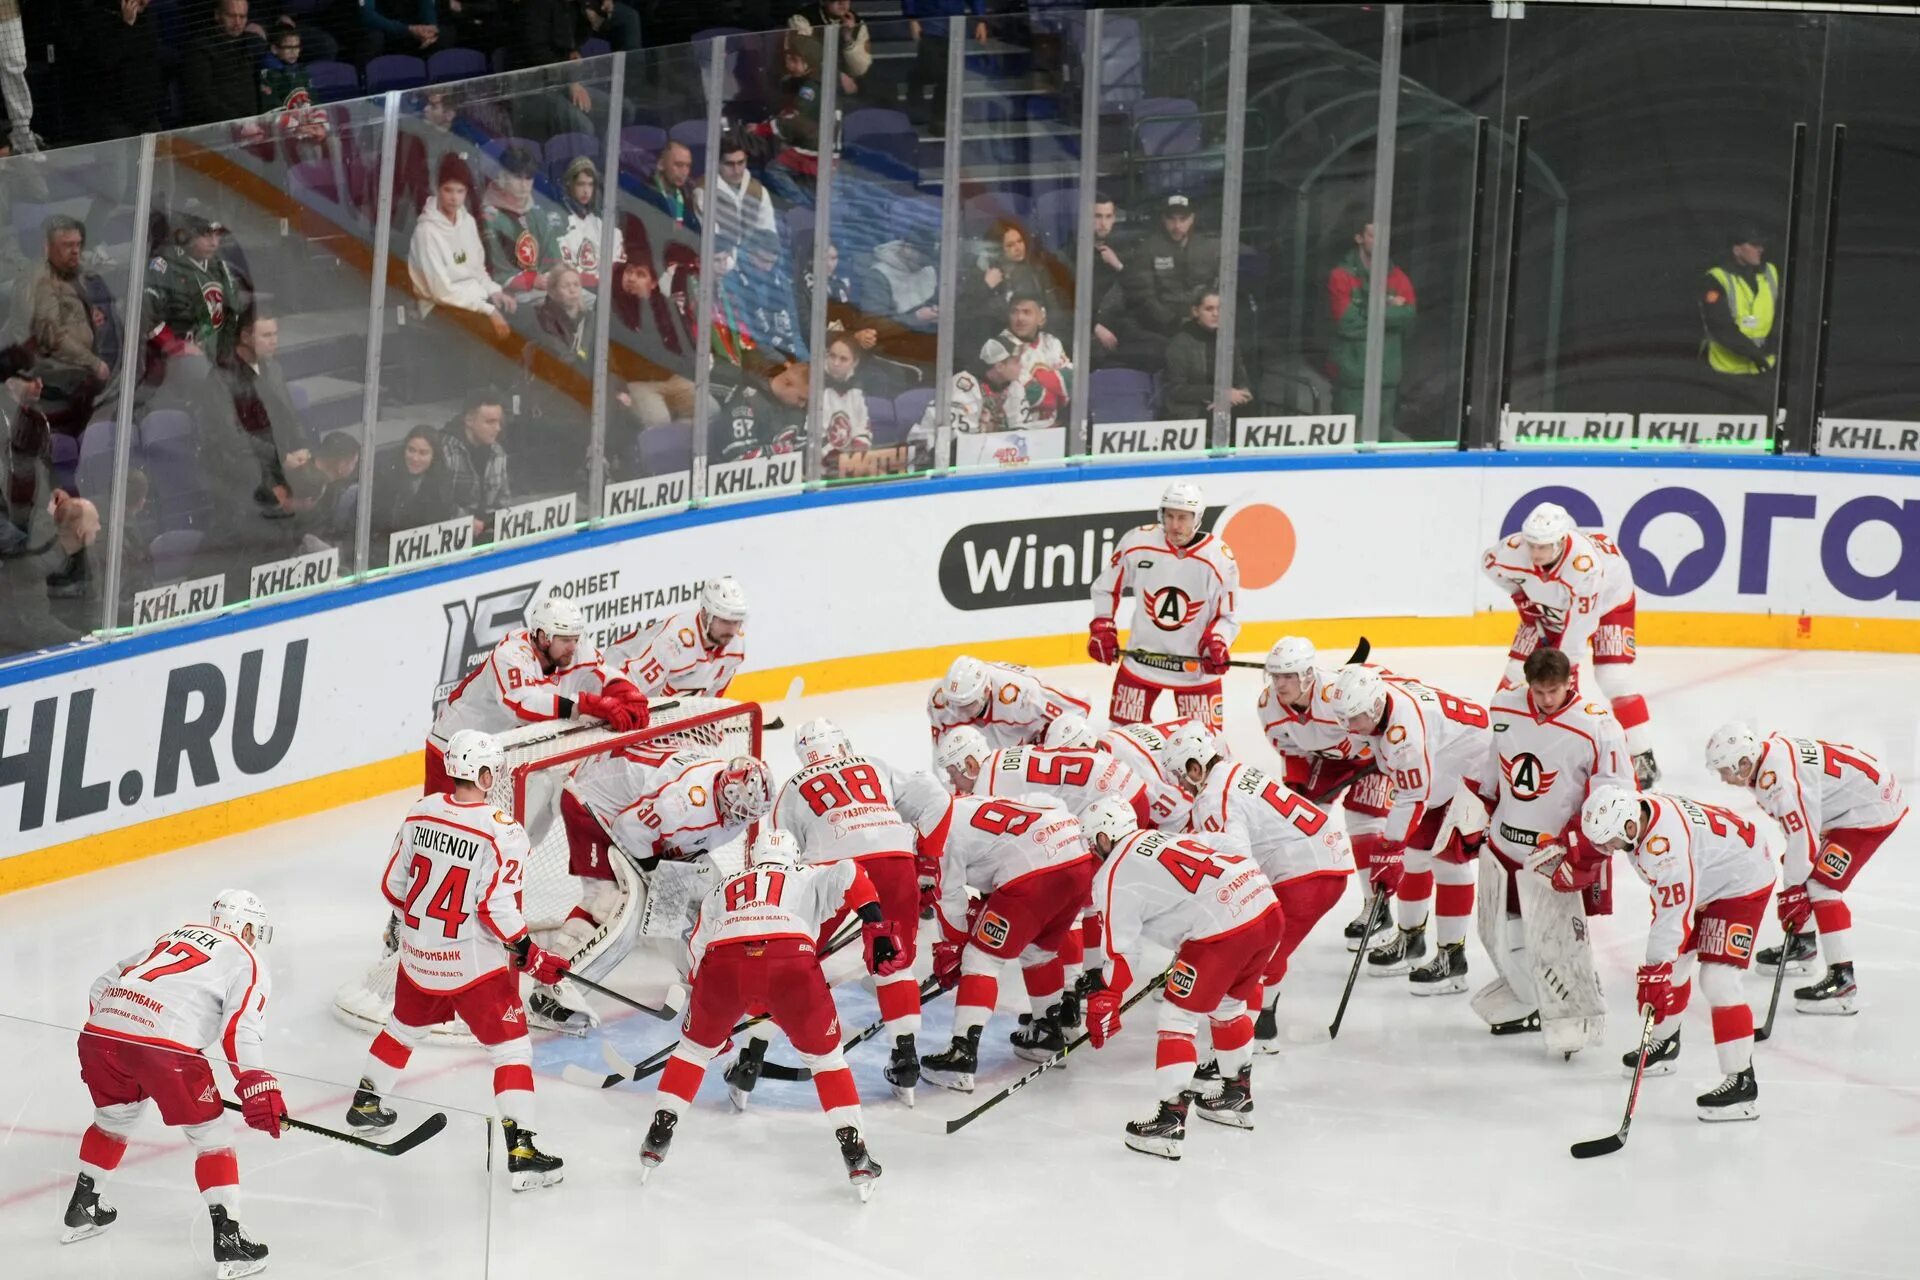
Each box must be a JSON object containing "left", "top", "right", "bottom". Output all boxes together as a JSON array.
[{"left": 407, "top": 154, "right": 512, "bottom": 336}]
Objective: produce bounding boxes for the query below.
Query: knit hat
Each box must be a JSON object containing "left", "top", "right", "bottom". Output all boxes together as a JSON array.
[{"left": 435, "top": 151, "right": 474, "bottom": 191}]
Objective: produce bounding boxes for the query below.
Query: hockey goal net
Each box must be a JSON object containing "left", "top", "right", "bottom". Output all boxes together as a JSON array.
[{"left": 332, "top": 697, "right": 763, "bottom": 1043}]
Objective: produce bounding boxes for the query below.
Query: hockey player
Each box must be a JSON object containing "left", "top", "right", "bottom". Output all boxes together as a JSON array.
[
  {"left": 1258, "top": 637, "right": 1398, "bottom": 949},
  {"left": 1476, "top": 647, "right": 1634, "bottom": 1053},
  {"left": 426, "top": 594, "right": 648, "bottom": 793},
  {"left": 605, "top": 577, "right": 749, "bottom": 699},
  {"left": 937, "top": 725, "right": 1153, "bottom": 828},
  {"left": 1706, "top": 723, "right": 1907, "bottom": 1014},
  {"left": 1080, "top": 798, "right": 1283, "bottom": 1158},
  {"left": 641, "top": 829, "right": 905, "bottom": 1200},
  {"left": 926, "top": 653, "right": 1091, "bottom": 762},
  {"left": 1580, "top": 786, "right": 1774, "bottom": 1120},
  {"left": 66, "top": 890, "right": 281, "bottom": 1276},
  {"left": 1044, "top": 711, "right": 1196, "bottom": 831},
  {"left": 1324, "top": 664, "right": 1491, "bottom": 992},
  {"left": 350, "top": 730, "right": 568, "bottom": 1189},
  {"left": 899, "top": 790, "right": 1096, "bottom": 1089},
  {"left": 1163, "top": 723, "right": 1353, "bottom": 1051},
  {"left": 1483, "top": 502, "right": 1659, "bottom": 787},
  {"left": 1088, "top": 482, "right": 1240, "bottom": 732}
]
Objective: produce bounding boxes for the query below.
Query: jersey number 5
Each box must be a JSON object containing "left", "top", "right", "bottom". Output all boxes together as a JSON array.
[
  {"left": 400, "top": 856, "right": 473, "bottom": 940},
  {"left": 1259, "top": 781, "right": 1328, "bottom": 834}
]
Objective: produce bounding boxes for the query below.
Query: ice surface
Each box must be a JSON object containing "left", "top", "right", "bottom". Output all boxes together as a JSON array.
[{"left": 5, "top": 647, "right": 1919, "bottom": 1278}]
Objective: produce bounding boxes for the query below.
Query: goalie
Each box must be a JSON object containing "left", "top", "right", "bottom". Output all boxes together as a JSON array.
[{"left": 1475, "top": 647, "right": 1634, "bottom": 1056}]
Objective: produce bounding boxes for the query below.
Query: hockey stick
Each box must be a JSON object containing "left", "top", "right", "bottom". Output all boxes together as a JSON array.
[
  {"left": 1754, "top": 929, "right": 1799, "bottom": 1043},
  {"left": 1570, "top": 1004, "right": 1657, "bottom": 1159},
  {"left": 1119, "top": 636, "right": 1371, "bottom": 677},
  {"left": 560, "top": 971, "right": 678, "bottom": 1021},
  {"left": 944, "top": 971, "right": 1169, "bottom": 1136},
  {"left": 221, "top": 1101, "right": 448, "bottom": 1157},
  {"left": 759, "top": 973, "right": 954, "bottom": 1082},
  {"left": 1328, "top": 884, "right": 1386, "bottom": 1040}
]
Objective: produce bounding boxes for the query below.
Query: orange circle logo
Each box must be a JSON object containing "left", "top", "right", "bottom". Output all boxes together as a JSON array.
[{"left": 1219, "top": 504, "right": 1295, "bottom": 590}]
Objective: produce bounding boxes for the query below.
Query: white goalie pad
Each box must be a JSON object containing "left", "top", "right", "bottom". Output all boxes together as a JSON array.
[
  {"left": 637, "top": 853, "right": 727, "bottom": 938},
  {"left": 1514, "top": 869, "right": 1605, "bottom": 1055},
  {"left": 1474, "top": 852, "right": 1538, "bottom": 1014}
]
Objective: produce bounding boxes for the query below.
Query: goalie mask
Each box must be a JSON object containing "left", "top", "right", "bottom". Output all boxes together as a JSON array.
[{"left": 718, "top": 756, "right": 774, "bottom": 824}]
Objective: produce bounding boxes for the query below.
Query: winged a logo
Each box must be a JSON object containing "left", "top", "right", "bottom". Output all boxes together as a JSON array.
[{"left": 1499, "top": 751, "right": 1557, "bottom": 801}]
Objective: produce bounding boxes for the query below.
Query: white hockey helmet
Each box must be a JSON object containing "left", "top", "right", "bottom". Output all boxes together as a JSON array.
[
  {"left": 1264, "top": 636, "right": 1317, "bottom": 678},
  {"left": 444, "top": 729, "right": 506, "bottom": 785},
  {"left": 526, "top": 593, "right": 584, "bottom": 638},
  {"left": 700, "top": 576, "right": 749, "bottom": 623},
  {"left": 1325, "top": 665, "right": 1387, "bottom": 727},
  {"left": 793, "top": 717, "right": 851, "bottom": 766},
  {"left": 749, "top": 827, "right": 800, "bottom": 867},
  {"left": 1704, "top": 722, "right": 1760, "bottom": 778},
  {"left": 1043, "top": 713, "right": 1098, "bottom": 751},
  {"left": 1160, "top": 482, "right": 1204, "bottom": 516},
  {"left": 934, "top": 725, "right": 991, "bottom": 777},
  {"left": 1080, "top": 796, "right": 1138, "bottom": 853},
  {"left": 210, "top": 889, "right": 273, "bottom": 946},
  {"left": 1520, "top": 502, "right": 1576, "bottom": 547},
  {"left": 943, "top": 655, "right": 989, "bottom": 709},
  {"left": 1580, "top": 784, "right": 1642, "bottom": 848},
  {"left": 718, "top": 756, "right": 774, "bottom": 824},
  {"left": 1160, "top": 721, "right": 1218, "bottom": 781}
]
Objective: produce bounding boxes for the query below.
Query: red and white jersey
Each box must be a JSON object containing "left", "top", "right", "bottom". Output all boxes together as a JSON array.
[
  {"left": 430, "top": 628, "right": 616, "bottom": 746},
  {"left": 1092, "top": 524, "right": 1240, "bottom": 690},
  {"left": 974, "top": 746, "right": 1146, "bottom": 819},
  {"left": 604, "top": 609, "right": 745, "bottom": 699},
  {"left": 381, "top": 793, "right": 531, "bottom": 993},
  {"left": 1100, "top": 719, "right": 1197, "bottom": 830},
  {"left": 1259, "top": 675, "right": 1378, "bottom": 769},
  {"left": 688, "top": 859, "right": 871, "bottom": 969},
  {"left": 916, "top": 795, "right": 1091, "bottom": 942},
  {"left": 1625, "top": 793, "right": 1776, "bottom": 966},
  {"left": 773, "top": 753, "right": 917, "bottom": 863},
  {"left": 1189, "top": 761, "right": 1354, "bottom": 886},
  {"left": 566, "top": 746, "right": 744, "bottom": 863},
  {"left": 927, "top": 661, "right": 1091, "bottom": 758},
  {"left": 1482, "top": 528, "right": 1635, "bottom": 654},
  {"left": 1361, "top": 680, "right": 1491, "bottom": 847},
  {"left": 1097, "top": 830, "right": 1274, "bottom": 973},
  {"left": 86, "top": 923, "right": 270, "bottom": 1071},
  {"left": 1748, "top": 734, "right": 1907, "bottom": 886},
  {"left": 1485, "top": 683, "right": 1634, "bottom": 864}
]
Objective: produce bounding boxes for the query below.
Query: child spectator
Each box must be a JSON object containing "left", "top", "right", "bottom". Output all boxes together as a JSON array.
[
  {"left": 482, "top": 146, "right": 565, "bottom": 300},
  {"left": 558, "top": 157, "right": 619, "bottom": 291},
  {"left": 790, "top": 0, "right": 873, "bottom": 101}
]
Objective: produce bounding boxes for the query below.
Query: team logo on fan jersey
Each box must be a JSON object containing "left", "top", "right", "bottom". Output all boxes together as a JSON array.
[
  {"left": 515, "top": 231, "right": 537, "bottom": 267},
  {"left": 1500, "top": 752, "right": 1558, "bottom": 800},
  {"left": 1168, "top": 961, "right": 1198, "bottom": 1000},
  {"left": 1141, "top": 585, "right": 1203, "bottom": 631},
  {"left": 1818, "top": 844, "right": 1852, "bottom": 880},
  {"left": 976, "top": 910, "right": 1011, "bottom": 949},
  {"left": 202, "top": 282, "right": 226, "bottom": 328}
]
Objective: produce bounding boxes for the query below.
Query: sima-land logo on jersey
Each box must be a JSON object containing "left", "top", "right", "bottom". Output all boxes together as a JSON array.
[
  {"left": 1499, "top": 752, "right": 1559, "bottom": 800},
  {"left": 435, "top": 582, "right": 544, "bottom": 708}
]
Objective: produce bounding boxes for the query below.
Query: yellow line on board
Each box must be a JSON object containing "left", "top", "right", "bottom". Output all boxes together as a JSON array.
[{"left": 9, "top": 609, "right": 1918, "bottom": 895}]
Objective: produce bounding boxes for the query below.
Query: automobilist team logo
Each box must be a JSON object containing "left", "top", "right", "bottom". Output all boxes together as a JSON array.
[{"left": 1499, "top": 751, "right": 1558, "bottom": 800}]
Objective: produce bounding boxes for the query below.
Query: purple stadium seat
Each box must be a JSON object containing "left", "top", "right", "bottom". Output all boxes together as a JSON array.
[
  {"left": 51, "top": 432, "right": 78, "bottom": 491},
  {"left": 1089, "top": 368, "right": 1156, "bottom": 424},
  {"left": 305, "top": 60, "right": 359, "bottom": 104},
  {"left": 1099, "top": 17, "right": 1144, "bottom": 112},
  {"left": 150, "top": 530, "right": 207, "bottom": 581},
  {"left": 427, "top": 48, "right": 488, "bottom": 84},
  {"left": 639, "top": 422, "right": 693, "bottom": 478},
  {"left": 1135, "top": 98, "right": 1201, "bottom": 157},
  {"left": 75, "top": 418, "right": 117, "bottom": 499},
  {"left": 366, "top": 55, "right": 429, "bottom": 94},
  {"left": 844, "top": 108, "right": 912, "bottom": 143},
  {"left": 964, "top": 191, "right": 1032, "bottom": 238},
  {"left": 1032, "top": 187, "right": 1081, "bottom": 249},
  {"left": 581, "top": 37, "right": 611, "bottom": 59},
  {"left": 546, "top": 132, "right": 601, "bottom": 182},
  {"left": 893, "top": 389, "right": 934, "bottom": 434},
  {"left": 623, "top": 124, "right": 668, "bottom": 155},
  {"left": 140, "top": 410, "right": 192, "bottom": 446}
]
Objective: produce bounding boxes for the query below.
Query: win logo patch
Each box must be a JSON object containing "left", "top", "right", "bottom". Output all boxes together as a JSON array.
[
  {"left": 1168, "top": 961, "right": 1198, "bottom": 1000},
  {"left": 976, "top": 910, "right": 1011, "bottom": 950},
  {"left": 1819, "top": 845, "right": 1853, "bottom": 881}
]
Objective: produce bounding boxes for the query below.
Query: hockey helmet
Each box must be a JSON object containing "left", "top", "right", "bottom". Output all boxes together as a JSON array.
[
  {"left": 934, "top": 726, "right": 991, "bottom": 782},
  {"left": 1520, "top": 502, "right": 1575, "bottom": 547},
  {"left": 700, "top": 576, "right": 750, "bottom": 623},
  {"left": 793, "top": 717, "right": 851, "bottom": 767},
  {"left": 943, "top": 655, "right": 989, "bottom": 710},
  {"left": 1704, "top": 723, "right": 1760, "bottom": 780},
  {"left": 1580, "top": 785, "right": 1642, "bottom": 849},
  {"left": 526, "top": 593, "right": 584, "bottom": 638},
  {"left": 1043, "top": 713, "right": 1099, "bottom": 752},
  {"left": 749, "top": 828, "right": 800, "bottom": 867},
  {"left": 1325, "top": 665, "right": 1387, "bottom": 728},
  {"left": 718, "top": 756, "right": 774, "bottom": 824},
  {"left": 1160, "top": 721, "right": 1218, "bottom": 783},
  {"left": 210, "top": 889, "right": 273, "bottom": 946},
  {"left": 1079, "top": 796, "right": 1138, "bottom": 853},
  {"left": 444, "top": 729, "right": 506, "bottom": 785},
  {"left": 1160, "top": 482, "right": 1204, "bottom": 515}
]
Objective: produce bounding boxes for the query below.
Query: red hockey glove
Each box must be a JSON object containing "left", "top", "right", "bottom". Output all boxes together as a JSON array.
[
  {"left": 509, "top": 935, "right": 570, "bottom": 984},
  {"left": 1085, "top": 987, "right": 1123, "bottom": 1048},
  {"left": 236, "top": 1070, "right": 288, "bottom": 1138},
  {"left": 1526, "top": 842, "right": 1597, "bottom": 893},
  {"left": 1635, "top": 962, "right": 1680, "bottom": 1019},
  {"left": 863, "top": 921, "right": 910, "bottom": 976},
  {"left": 1366, "top": 844, "right": 1405, "bottom": 894},
  {"left": 1776, "top": 882, "right": 1813, "bottom": 933},
  {"left": 1511, "top": 591, "right": 1542, "bottom": 625},
  {"left": 578, "top": 692, "right": 642, "bottom": 732},
  {"left": 1200, "top": 632, "right": 1231, "bottom": 676},
  {"left": 1088, "top": 617, "right": 1119, "bottom": 665}
]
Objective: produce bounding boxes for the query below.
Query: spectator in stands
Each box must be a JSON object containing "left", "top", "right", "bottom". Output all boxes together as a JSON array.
[
  {"left": 558, "top": 157, "right": 619, "bottom": 290},
  {"left": 964, "top": 221, "right": 1059, "bottom": 354},
  {"left": 790, "top": 0, "right": 872, "bottom": 100},
  {"left": 820, "top": 333, "right": 871, "bottom": 469},
  {"left": 482, "top": 145, "right": 565, "bottom": 302},
  {"left": 295, "top": 431, "right": 362, "bottom": 549},
  {"left": 793, "top": 233, "right": 858, "bottom": 338},
  {"left": 394, "top": 89, "right": 483, "bottom": 230},
  {"left": 1, "top": 351, "right": 97, "bottom": 653},
  {"left": 1006, "top": 289, "right": 1068, "bottom": 378},
  {"left": 639, "top": 141, "right": 700, "bottom": 233},
  {"left": 536, "top": 264, "right": 592, "bottom": 371},
  {"left": 1163, "top": 286, "right": 1252, "bottom": 422},
  {"left": 509, "top": 0, "right": 594, "bottom": 136},
  {"left": 1326, "top": 218, "right": 1415, "bottom": 434},
  {"left": 31, "top": 216, "right": 120, "bottom": 427},
  {"left": 719, "top": 232, "right": 807, "bottom": 362},
  {"left": 408, "top": 152, "right": 515, "bottom": 340},
  {"left": 713, "top": 359, "right": 808, "bottom": 463},
  {"left": 440, "top": 389, "right": 512, "bottom": 538},
  {"left": 184, "top": 0, "right": 268, "bottom": 132},
  {"left": 375, "top": 424, "right": 458, "bottom": 543},
  {"left": 1087, "top": 192, "right": 1153, "bottom": 369},
  {"left": 693, "top": 135, "right": 776, "bottom": 247},
  {"left": 903, "top": 0, "right": 986, "bottom": 132},
  {"left": 579, "top": 0, "right": 643, "bottom": 53},
  {"left": 1122, "top": 192, "right": 1220, "bottom": 361},
  {"left": 613, "top": 253, "right": 699, "bottom": 428},
  {"left": 258, "top": 27, "right": 312, "bottom": 114},
  {"left": 1699, "top": 225, "right": 1780, "bottom": 391},
  {"left": 357, "top": 0, "right": 439, "bottom": 60},
  {"left": 757, "top": 34, "right": 825, "bottom": 207},
  {"left": 0, "top": 0, "right": 38, "bottom": 154},
  {"left": 145, "top": 214, "right": 249, "bottom": 373},
  {"left": 200, "top": 311, "right": 313, "bottom": 520},
  {"left": 241, "top": 0, "right": 340, "bottom": 63},
  {"left": 78, "top": 0, "right": 165, "bottom": 145}
]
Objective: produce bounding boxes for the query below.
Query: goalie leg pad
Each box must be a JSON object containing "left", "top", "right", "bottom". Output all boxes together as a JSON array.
[{"left": 1514, "top": 870, "right": 1605, "bottom": 1054}]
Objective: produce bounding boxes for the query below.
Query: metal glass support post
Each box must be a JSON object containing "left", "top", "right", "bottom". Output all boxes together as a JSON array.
[
  {"left": 586, "top": 54, "right": 627, "bottom": 518},
  {"left": 931, "top": 27, "right": 968, "bottom": 474},
  {"left": 804, "top": 27, "right": 842, "bottom": 489},
  {"left": 1494, "top": 116, "right": 1531, "bottom": 443},
  {"left": 1808, "top": 123, "right": 1846, "bottom": 455},
  {"left": 1768, "top": 122, "right": 1807, "bottom": 456},
  {"left": 100, "top": 133, "right": 158, "bottom": 631},
  {"left": 1358, "top": 4, "right": 1404, "bottom": 448},
  {"left": 1454, "top": 117, "right": 1490, "bottom": 449},
  {"left": 690, "top": 37, "right": 727, "bottom": 502},
  {"left": 1209, "top": 6, "right": 1250, "bottom": 452},
  {"left": 353, "top": 92, "right": 402, "bottom": 577},
  {"left": 1066, "top": 8, "right": 1105, "bottom": 462}
]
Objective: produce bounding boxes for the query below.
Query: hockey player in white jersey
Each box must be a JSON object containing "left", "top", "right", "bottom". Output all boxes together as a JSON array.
[
  {"left": 1163, "top": 723, "right": 1353, "bottom": 1051},
  {"left": 1044, "top": 712, "right": 1196, "bottom": 831},
  {"left": 1258, "top": 637, "right": 1398, "bottom": 949},
  {"left": 1581, "top": 787, "right": 1775, "bottom": 1120},
  {"left": 353, "top": 730, "right": 568, "bottom": 1188},
  {"left": 1088, "top": 482, "right": 1240, "bottom": 732},
  {"left": 641, "top": 830, "right": 905, "bottom": 1200},
  {"left": 938, "top": 726, "right": 1154, "bottom": 828},
  {"left": 1484, "top": 502, "right": 1658, "bottom": 787},
  {"left": 604, "top": 577, "right": 749, "bottom": 699},
  {"left": 68, "top": 890, "right": 280, "bottom": 1275},
  {"left": 1079, "top": 799, "right": 1283, "bottom": 1158},
  {"left": 426, "top": 594, "right": 648, "bottom": 793},
  {"left": 926, "top": 653, "right": 1091, "bottom": 762},
  {"left": 1324, "top": 664, "right": 1492, "bottom": 993},
  {"left": 1476, "top": 647, "right": 1635, "bottom": 1053},
  {"left": 1706, "top": 723, "right": 1908, "bottom": 1014}
]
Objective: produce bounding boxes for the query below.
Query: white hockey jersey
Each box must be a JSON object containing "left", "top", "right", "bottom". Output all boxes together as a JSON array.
[
  {"left": 381, "top": 793, "right": 532, "bottom": 992},
  {"left": 1100, "top": 719, "right": 1197, "bottom": 830},
  {"left": 688, "top": 859, "right": 870, "bottom": 968},
  {"left": 939, "top": 369, "right": 1004, "bottom": 435},
  {"left": 927, "top": 661, "right": 1091, "bottom": 758},
  {"left": 916, "top": 795, "right": 1091, "bottom": 943},
  {"left": 820, "top": 383, "right": 872, "bottom": 455},
  {"left": 1485, "top": 683, "right": 1634, "bottom": 864},
  {"left": 1626, "top": 793, "right": 1776, "bottom": 966},
  {"left": 1092, "top": 524, "right": 1240, "bottom": 689},
  {"left": 1189, "top": 761, "right": 1354, "bottom": 886},
  {"left": 87, "top": 923, "right": 270, "bottom": 1070},
  {"left": 1258, "top": 675, "right": 1378, "bottom": 772},
  {"left": 1482, "top": 528, "right": 1635, "bottom": 654},
  {"left": 773, "top": 753, "right": 917, "bottom": 863},
  {"left": 974, "top": 745, "right": 1147, "bottom": 821},
  {"left": 1748, "top": 733, "right": 1907, "bottom": 886},
  {"left": 1097, "top": 830, "right": 1274, "bottom": 989},
  {"left": 430, "top": 628, "right": 618, "bottom": 746},
  {"left": 565, "top": 745, "right": 745, "bottom": 863},
  {"left": 604, "top": 609, "right": 745, "bottom": 699},
  {"left": 1362, "top": 679, "right": 1491, "bottom": 847}
]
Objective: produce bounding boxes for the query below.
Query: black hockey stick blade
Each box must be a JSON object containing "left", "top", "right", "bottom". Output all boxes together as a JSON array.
[
  {"left": 1754, "top": 929, "right": 1798, "bottom": 1043},
  {"left": 1570, "top": 1005, "right": 1658, "bottom": 1159},
  {"left": 1328, "top": 885, "right": 1386, "bottom": 1039},
  {"left": 763, "top": 974, "right": 952, "bottom": 1082},
  {"left": 561, "top": 971, "right": 678, "bottom": 1020},
  {"left": 1347, "top": 636, "right": 1371, "bottom": 665},
  {"left": 764, "top": 715, "right": 786, "bottom": 731},
  {"left": 223, "top": 1101, "right": 448, "bottom": 1156}
]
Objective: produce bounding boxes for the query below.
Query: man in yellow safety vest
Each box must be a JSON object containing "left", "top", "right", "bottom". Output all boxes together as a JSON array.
[{"left": 1699, "top": 227, "right": 1780, "bottom": 378}]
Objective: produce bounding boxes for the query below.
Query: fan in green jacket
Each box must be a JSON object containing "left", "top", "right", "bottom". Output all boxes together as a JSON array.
[{"left": 1326, "top": 221, "right": 1416, "bottom": 433}]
